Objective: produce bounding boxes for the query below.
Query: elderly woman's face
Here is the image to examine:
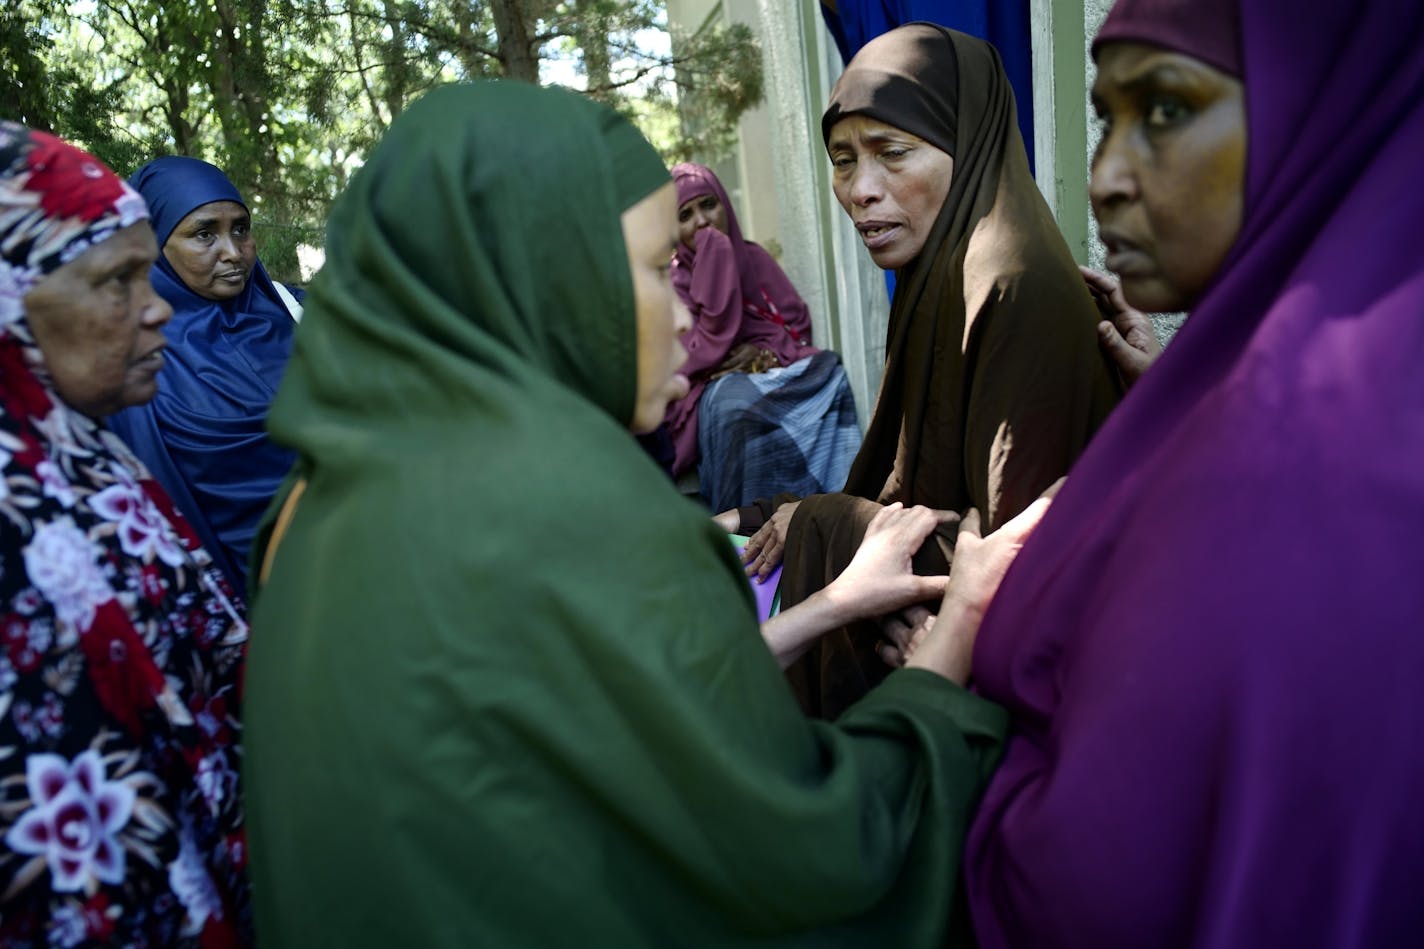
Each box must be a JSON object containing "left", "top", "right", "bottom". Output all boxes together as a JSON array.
[
  {"left": 1090, "top": 42, "right": 1246, "bottom": 313},
  {"left": 624, "top": 181, "right": 691, "bottom": 434},
  {"left": 828, "top": 115, "right": 954, "bottom": 270},
  {"left": 23, "top": 223, "right": 173, "bottom": 418},
  {"left": 676, "top": 192, "right": 728, "bottom": 251},
  {"left": 163, "top": 200, "right": 258, "bottom": 302}
]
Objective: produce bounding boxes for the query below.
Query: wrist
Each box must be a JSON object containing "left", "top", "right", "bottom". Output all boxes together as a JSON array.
[{"left": 905, "top": 597, "right": 978, "bottom": 685}]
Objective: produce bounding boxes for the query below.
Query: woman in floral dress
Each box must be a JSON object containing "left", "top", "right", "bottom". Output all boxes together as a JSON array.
[{"left": 0, "top": 123, "right": 251, "bottom": 946}]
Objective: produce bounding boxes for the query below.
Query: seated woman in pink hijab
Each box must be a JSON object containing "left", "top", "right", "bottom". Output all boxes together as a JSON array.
[{"left": 664, "top": 163, "right": 861, "bottom": 513}]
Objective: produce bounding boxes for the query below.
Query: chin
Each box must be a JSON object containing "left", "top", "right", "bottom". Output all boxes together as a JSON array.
[
  {"left": 119, "top": 380, "right": 161, "bottom": 411},
  {"left": 1120, "top": 277, "right": 1190, "bottom": 315},
  {"left": 870, "top": 246, "right": 916, "bottom": 271}
]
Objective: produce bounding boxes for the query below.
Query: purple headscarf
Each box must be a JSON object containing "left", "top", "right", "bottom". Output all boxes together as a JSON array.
[
  {"left": 664, "top": 163, "right": 816, "bottom": 475},
  {"left": 966, "top": 1, "right": 1424, "bottom": 945},
  {"left": 1092, "top": 0, "right": 1241, "bottom": 76}
]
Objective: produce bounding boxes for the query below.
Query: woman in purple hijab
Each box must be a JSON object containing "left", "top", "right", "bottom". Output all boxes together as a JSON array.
[
  {"left": 942, "top": 0, "right": 1424, "bottom": 944},
  {"left": 665, "top": 163, "right": 861, "bottom": 512}
]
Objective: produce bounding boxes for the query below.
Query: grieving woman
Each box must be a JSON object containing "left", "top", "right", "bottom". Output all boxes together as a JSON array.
[
  {"left": 243, "top": 81, "right": 1033, "bottom": 946},
  {"left": 107, "top": 157, "right": 300, "bottom": 591},
  {"left": 665, "top": 162, "right": 860, "bottom": 511},
  {"left": 0, "top": 125, "right": 250, "bottom": 945},
  {"left": 744, "top": 24, "right": 1124, "bottom": 718},
  {"left": 962, "top": 0, "right": 1424, "bottom": 943}
]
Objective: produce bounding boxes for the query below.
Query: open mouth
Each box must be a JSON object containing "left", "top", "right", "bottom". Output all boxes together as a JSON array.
[{"left": 857, "top": 222, "right": 900, "bottom": 249}]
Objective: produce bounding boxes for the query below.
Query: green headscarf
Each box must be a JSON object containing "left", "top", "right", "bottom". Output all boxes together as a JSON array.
[{"left": 244, "top": 81, "right": 1005, "bottom": 947}]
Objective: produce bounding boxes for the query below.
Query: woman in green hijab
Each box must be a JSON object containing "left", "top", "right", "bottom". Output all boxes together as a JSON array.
[{"left": 243, "top": 81, "right": 1031, "bottom": 947}]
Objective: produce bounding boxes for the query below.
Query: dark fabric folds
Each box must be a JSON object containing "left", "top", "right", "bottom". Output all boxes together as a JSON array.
[
  {"left": 107, "top": 157, "right": 299, "bottom": 591},
  {"left": 785, "top": 24, "right": 1123, "bottom": 719},
  {"left": 243, "top": 81, "right": 1006, "bottom": 947},
  {"left": 967, "top": 1, "right": 1424, "bottom": 944}
]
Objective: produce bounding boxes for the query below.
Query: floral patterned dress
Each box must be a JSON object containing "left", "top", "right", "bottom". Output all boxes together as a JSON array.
[{"left": 0, "top": 124, "right": 252, "bottom": 946}]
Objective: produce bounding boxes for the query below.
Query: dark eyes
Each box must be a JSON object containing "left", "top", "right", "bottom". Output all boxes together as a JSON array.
[
  {"left": 1092, "top": 94, "right": 1190, "bottom": 138},
  {"left": 1145, "top": 97, "right": 1189, "bottom": 127},
  {"left": 677, "top": 210, "right": 692, "bottom": 223},
  {"left": 831, "top": 146, "right": 909, "bottom": 171}
]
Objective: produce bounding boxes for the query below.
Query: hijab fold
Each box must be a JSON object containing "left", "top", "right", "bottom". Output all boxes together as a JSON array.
[
  {"left": 0, "top": 122, "right": 250, "bottom": 947},
  {"left": 967, "top": 2, "right": 1424, "bottom": 944},
  {"left": 782, "top": 24, "right": 1122, "bottom": 719},
  {"left": 243, "top": 81, "right": 1007, "bottom": 947},
  {"left": 665, "top": 163, "right": 817, "bottom": 475},
  {"left": 107, "top": 157, "right": 297, "bottom": 591}
]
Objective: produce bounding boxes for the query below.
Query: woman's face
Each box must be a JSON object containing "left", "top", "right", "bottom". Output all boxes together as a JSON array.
[
  {"left": 23, "top": 223, "right": 174, "bottom": 418},
  {"left": 162, "top": 199, "right": 258, "bottom": 302},
  {"left": 677, "top": 192, "right": 728, "bottom": 251},
  {"left": 623, "top": 181, "right": 692, "bottom": 434},
  {"left": 828, "top": 115, "right": 954, "bottom": 270},
  {"left": 1090, "top": 42, "right": 1246, "bottom": 313}
]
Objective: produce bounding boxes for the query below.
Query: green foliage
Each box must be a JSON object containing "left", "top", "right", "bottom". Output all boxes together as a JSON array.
[{"left": 1, "top": 1, "right": 763, "bottom": 284}]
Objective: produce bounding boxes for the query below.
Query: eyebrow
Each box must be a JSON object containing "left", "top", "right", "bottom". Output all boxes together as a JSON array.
[
  {"left": 1096, "top": 62, "right": 1206, "bottom": 100},
  {"left": 183, "top": 213, "right": 249, "bottom": 230},
  {"left": 828, "top": 129, "right": 914, "bottom": 151}
]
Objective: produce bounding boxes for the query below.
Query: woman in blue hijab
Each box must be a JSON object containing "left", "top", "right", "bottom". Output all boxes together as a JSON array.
[{"left": 108, "top": 157, "right": 300, "bottom": 591}]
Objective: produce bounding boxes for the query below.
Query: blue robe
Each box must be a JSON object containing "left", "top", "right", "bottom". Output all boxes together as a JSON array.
[{"left": 107, "top": 157, "right": 298, "bottom": 591}]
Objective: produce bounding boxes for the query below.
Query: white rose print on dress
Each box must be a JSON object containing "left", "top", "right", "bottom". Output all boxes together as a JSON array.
[
  {"left": 89, "top": 482, "right": 187, "bottom": 567},
  {"left": 22, "top": 517, "right": 114, "bottom": 631},
  {"left": 36, "top": 460, "right": 77, "bottom": 508},
  {"left": 4, "top": 750, "right": 136, "bottom": 892}
]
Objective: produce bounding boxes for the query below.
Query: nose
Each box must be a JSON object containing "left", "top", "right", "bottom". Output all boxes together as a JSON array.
[
  {"left": 692, "top": 209, "right": 712, "bottom": 230},
  {"left": 215, "top": 231, "right": 241, "bottom": 262},
  {"left": 1089, "top": 129, "right": 1139, "bottom": 213},
  {"left": 848, "top": 160, "right": 884, "bottom": 207},
  {"left": 141, "top": 280, "right": 173, "bottom": 328}
]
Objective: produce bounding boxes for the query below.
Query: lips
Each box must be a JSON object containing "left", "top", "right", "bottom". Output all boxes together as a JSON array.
[
  {"left": 1098, "top": 229, "right": 1153, "bottom": 276},
  {"left": 215, "top": 270, "right": 247, "bottom": 283},
  {"left": 856, "top": 220, "right": 901, "bottom": 251},
  {"left": 134, "top": 345, "right": 166, "bottom": 371}
]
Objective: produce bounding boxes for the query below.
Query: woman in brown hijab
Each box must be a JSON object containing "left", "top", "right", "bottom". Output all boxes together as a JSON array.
[{"left": 744, "top": 23, "right": 1123, "bottom": 718}]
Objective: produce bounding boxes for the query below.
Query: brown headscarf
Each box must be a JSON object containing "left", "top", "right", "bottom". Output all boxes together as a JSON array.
[{"left": 782, "top": 23, "right": 1123, "bottom": 718}]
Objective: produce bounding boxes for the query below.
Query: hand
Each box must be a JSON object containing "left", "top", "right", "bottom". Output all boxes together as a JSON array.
[
  {"left": 875, "top": 605, "right": 935, "bottom": 669},
  {"left": 906, "top": 479, "right": 1063, "bottom": 684},
  {"left": 742, "top": 500, "right": 800, "bottom": 582},
  {"left": 823, "top": 503, "right": 951, "bottom": 623},
  {"left": 1081, "top": 265, "right": 1162, "bottom": 387},
  {"left": 711, "top": 508, "right": 741, "bottom": 533},
  {"left": 758, "top": 502, "right": 947, "bottom": 668}
]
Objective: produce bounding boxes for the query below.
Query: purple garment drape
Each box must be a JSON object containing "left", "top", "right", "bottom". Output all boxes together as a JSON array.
[
  {"left": 664, "top": 163, "right": 817, "bottom": 475},
  {"left": 965, "top": 2, "right": 1424, "bottom": 946}
]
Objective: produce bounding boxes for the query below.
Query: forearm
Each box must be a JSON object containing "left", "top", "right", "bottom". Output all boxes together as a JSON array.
[{"left": 761, "top": 583, "right": 857, "bottom": 669}]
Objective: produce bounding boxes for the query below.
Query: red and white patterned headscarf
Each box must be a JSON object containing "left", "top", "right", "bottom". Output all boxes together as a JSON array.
[
  {"left": 0, "top": 122, "right": 252, "bottom": 946},
  {"left": 0, "top": 122, "right": 149, "bottom": 327}
]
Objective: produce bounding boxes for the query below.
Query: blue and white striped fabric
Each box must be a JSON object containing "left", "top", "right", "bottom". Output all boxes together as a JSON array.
[{"left": 696, "top": 350, "right": 862, "bottom": 512}]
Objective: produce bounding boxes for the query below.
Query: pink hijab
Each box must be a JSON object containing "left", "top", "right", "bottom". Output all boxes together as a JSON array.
[{"left": 663, "top": 163, "right": 816, "bottom": 475}]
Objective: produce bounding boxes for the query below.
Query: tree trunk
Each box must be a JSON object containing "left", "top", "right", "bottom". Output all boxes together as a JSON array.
[{"left": 489, "top": 0, "right": 538, "bottom": 83}]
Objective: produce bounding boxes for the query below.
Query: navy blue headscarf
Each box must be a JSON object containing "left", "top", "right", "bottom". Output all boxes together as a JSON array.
[{"left": 107, "top": 157, "right": 299, "bottom": 591}]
